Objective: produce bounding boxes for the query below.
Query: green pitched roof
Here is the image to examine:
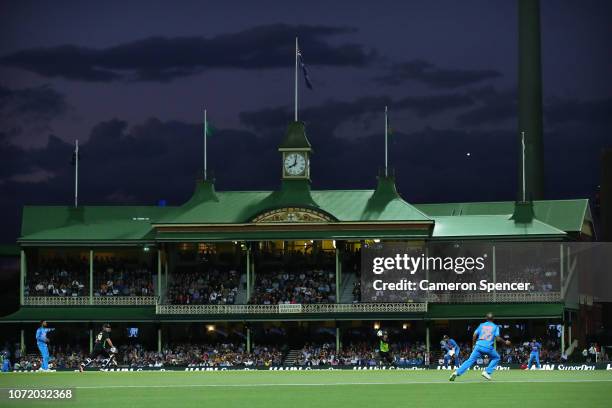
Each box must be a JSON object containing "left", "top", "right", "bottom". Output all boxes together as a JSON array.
[
  {"left": 19, "top": 206, "right": 172, "bottom": 244},
  {"left": 18, "top": 180, "right": 590, "bottom": 243},
  {"left": 429, "top": 215, "right": 566, "bottom": 239},
  {"left": 156, "top": 178, "right": 432, "bottom": 225},
  {"left": 415, "top": 199, "right": 591, "bottom": 233}
]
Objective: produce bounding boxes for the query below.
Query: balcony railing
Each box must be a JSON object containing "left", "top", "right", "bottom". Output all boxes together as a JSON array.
[
  {"left": 22, "top": 293, "right": 561, "bottom": 310},
  {"left": 155, "top": 302, "right": 428, "bottom": 315},
  {"left": 427, "top": 292, "right": 562, "bottom": 303},
  {"left": 23, "top": 296, "right": 157, "bottom": 306}
]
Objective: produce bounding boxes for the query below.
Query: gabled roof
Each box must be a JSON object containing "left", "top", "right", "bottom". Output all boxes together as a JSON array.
[
  {"left": 156, "top": 178, "right": 433, "bottom": 225},
  {"left": 18, "top": 177, "right": 434, "bottom": 243},
  {"left": 19, "top": 206, "right": 171, "bottom": 244},
  {"left": 415, "top": 199, "right": 591, "bottom": 233},
  {"left": 429, "top": 215, "right": 566, "bottom": 239},
  {"left": 17, "top": 183, "right": 590, "bottom": 244}
]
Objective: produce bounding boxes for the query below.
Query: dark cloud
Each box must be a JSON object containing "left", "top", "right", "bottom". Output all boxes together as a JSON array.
[
  {"left": 455, "top": 86, "right": 517, "bottom": 126},
  {"left": 240, "top": 96, "right": 391, "bottom": 134},
  {"left": 0, "top": 132, "right": 28, "bottom": 179},
  {"left": 546, "top": 97, "right": 612, "bottom": 126},
  {"left": 0, "top": 117, "right": 517, "bottom": 241},
  {"left": 0, "top": 85, "right": 68, "bottom": 137},
  {"left": 0, "top": 132, "right": 71, "bottom": 182},
  {"left": 240, "top": 93, "right": 474, "bottom": 135},
  {"left": 374, "top": 60, "right": 502, "bottom": 89},
  {"left": 0, "top": 24, "right": 374, "bottom": 82},
  {"left": 455, "top": 88, "right": 612, "bottom": 128},
  {"left": 1, "top": 101, "right": 607, "bottom": 242},
  {"left": 395, "top": 94, "right": 474, "bottom": 118}
]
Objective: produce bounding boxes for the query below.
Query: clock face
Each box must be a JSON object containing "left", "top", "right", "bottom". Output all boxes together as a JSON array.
[{"left": 284, "top": 153, "right": 307, "bottom": 176}]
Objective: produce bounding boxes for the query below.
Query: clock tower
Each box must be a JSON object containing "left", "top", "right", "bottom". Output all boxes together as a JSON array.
[{"left": 279, "top": 121, "right": 312, "bottom": 180}]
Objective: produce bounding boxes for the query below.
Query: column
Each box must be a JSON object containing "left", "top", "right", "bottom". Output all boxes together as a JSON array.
[
  {"left": 425, "top": 325, "right": 430, "bottom": 365},
  {"left": 89, "top": 249, "right": 94, "bottom": 305},
  {"left": 20, "top": 249, "right": 26, "bottom": 305},
  {"left": 89, "top": 329, "right": 93, "bottom": 353},
  {"left": 157, "top": 248, "right": 162, "bottom": 300},
  {"left": 20, "top": 329, "right": 25, "bottom": 355},
  {"left": 157, "top": 327, "right": 161, "bottom": 353},
  {"left": 336, "top": 326, "right": 341, "bottom": 353},
  {"left": 246, "top": 247, "right": 251, "bottom": 303},
  {"left": 246, "top": 327, "right": 251, "bottom": 353},
  {"left": 560, "top": 244, "right": 565, "bottom": 299},
  {"left": 251, "top": 255, "right": 256, "bottom": 297},
  {"left": 335, "top": 246, "right": 341, "bottom": 303},
  {"left": 164, "top": 247, "right": 169, "bottom": 298},
  {"left": 561, "top": 323, "right": 565, "bottom": 356}
]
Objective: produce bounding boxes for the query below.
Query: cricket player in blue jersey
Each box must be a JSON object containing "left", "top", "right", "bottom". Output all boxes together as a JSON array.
[
  {"left": 35, "top": 320, "right": 54, "bottom": 371},
  {"left": 449, "top": 313, "right": 511, "bottom": 381},
  {"left": 441, "top": 335, "right": 461, "bottom": 368},
  {"left": 1, "top": 351, "right": 11, "bottom": 372},
  {"left": 527, "top": 338, "right": 541, "bottom": 369}
]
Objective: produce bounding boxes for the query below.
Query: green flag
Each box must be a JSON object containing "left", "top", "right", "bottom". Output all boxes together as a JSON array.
[{"left": 205, "top": 122, "right": 215, "bottom": 137}]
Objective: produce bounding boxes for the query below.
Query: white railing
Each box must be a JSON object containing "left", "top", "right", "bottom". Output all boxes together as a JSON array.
[
  {"left": 23, "top": 296, "right": 157, "bottom": 306},
  {"left": 23, "top": 296, "right": 91, "bottom": 306},
  {"left": 92, "top": 296, "right": 157, "bottom": 305},
  {"left": 156, "top": 302, "right": 428, "bottom": 315},
  {"left": 427, "top": 292, "right": 562, "bottom": 303}
]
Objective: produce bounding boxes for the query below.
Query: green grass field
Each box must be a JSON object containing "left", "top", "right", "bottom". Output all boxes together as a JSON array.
[{"left": 1, "top": 370, "right": 611, "bottom": 408}]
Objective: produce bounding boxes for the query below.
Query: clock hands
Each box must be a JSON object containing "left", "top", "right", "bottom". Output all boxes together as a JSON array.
[
  {"left": 287, "top": 155, "right": 299, "bottom": 168},
  {"left": 285, "top": 154, "right": 304, "bottom": 175}
]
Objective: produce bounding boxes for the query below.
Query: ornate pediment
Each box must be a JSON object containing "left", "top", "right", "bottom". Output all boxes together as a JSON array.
[{"left": 252, "top": 207, "right": 334, "bottom": 223}]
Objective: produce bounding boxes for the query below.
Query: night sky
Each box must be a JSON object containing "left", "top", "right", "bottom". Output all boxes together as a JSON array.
[{"left": 0, "top": 0, "right": 610, "bottom": 243}]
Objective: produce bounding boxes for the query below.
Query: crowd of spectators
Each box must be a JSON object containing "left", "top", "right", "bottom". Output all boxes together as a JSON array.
[
  {"left": 499, "top": 336, "right": 567, "bottom": 365},
  {"left": 167, "top": 268, "right": 239, "bottom": 305},
  {"left": 27, "top": 256, "right": 88, "bottom": 297},
  {"left": 93, "top": 256, "right": 154, "bottom": 297},
  {"left": 582, "top": 343, "right": 608, "bottom": 363},
  {"left": 26, "top": 255, "right": 155, "bottom": 297},
  {"left": 295, "top": 342, "right": 430, "bottom": 367},
  {"left": 6, "top": 338, "right": 609, "bottom": 371},
  {"left": 249, "top": 269, "right": 336, "bottom": 304},
  {"left": 295, "top": 338, "right": 577, "bottom": 368},
  {"left": 155, "top": 343, "right": 282, "bottom": 367},
  {"left": 9, "top": 343, "right": 282, "bottom": 370}
]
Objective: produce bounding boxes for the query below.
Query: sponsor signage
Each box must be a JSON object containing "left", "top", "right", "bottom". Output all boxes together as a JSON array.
[{"left": 11, "top": 363, "right": 612, "bottom": 372}]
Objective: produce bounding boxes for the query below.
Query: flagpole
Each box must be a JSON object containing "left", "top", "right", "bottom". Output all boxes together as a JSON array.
[
  {"left": 74, "top": 139, "right": 79, "bottom": 208},
  {"left": 384, "top": 106, "right": 388, "bottom": 177},
  {"left": 294, "top": 37, "right": 298, "bottom": 122},
  {"left": 521, "top": 131, "right": 526, "bottom": 202},
  {"left": 204, "top": 109, "right": 207, "bottom": 181}
]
